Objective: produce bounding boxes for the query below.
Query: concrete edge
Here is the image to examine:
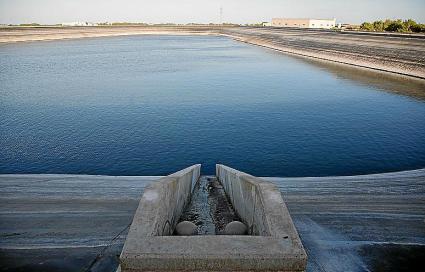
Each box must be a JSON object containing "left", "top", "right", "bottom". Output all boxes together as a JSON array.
[
  {"left": 121, "top": 236, "right": 306, "bottom": 271},
  {"left": 120, "top": 164, "right": 201, "bottom": 258},
  {"left": 216, "top": 164, "right": 307, "bottom": 261}
]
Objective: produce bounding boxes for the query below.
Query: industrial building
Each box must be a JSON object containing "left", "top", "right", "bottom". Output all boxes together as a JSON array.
[{"left": 271, "top": 18, "right": 336, "bottom": 29}]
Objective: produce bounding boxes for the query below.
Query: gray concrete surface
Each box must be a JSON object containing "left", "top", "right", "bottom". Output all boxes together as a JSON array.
[
  {"left": 121, "top": 236, "right": 304, "bottom": 272},
  {"left": 1, "top": 168, "right": 424, "bottom": 271},
  {"left": 264, "top": 168, "right": 425, "bottom": 272},
  {"left": 0, "top": 174, "right": 161, "bottom": 272}
]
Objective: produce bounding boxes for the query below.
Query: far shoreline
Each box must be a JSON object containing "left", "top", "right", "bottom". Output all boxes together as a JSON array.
[{"left": 1, "top": 25, "right": 424, "bottom": 98}]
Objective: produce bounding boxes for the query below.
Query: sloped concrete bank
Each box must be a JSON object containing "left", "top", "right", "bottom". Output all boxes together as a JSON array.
[
  {"left": 221, "top": 27, "right": 425, "bottom": 79},
  {"left": 0, "top": 168, "right": 424, "bottom": 271},
  {"left": 0, "top": 26, "right": 221, "bottom": 43}
]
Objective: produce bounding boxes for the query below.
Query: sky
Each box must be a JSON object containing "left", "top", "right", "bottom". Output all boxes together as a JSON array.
[{"left": 1, "top": 0, "right": 424, "bottom": 25}]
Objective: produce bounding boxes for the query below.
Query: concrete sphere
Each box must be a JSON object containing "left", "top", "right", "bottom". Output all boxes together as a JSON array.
[
  {"left": 224, "top": 221, "right": 247, "bottom": 235},
  {"left": 175, "top": 221, "right": 197, "bottom": 236}
]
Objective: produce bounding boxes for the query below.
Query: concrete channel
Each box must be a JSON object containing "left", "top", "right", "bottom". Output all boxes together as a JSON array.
[
  {"left": 119, "top": 164, "right": 307, "bottom": 272},
  {"left": 177, "top": 175, "right": 240, "bottom": 235}
]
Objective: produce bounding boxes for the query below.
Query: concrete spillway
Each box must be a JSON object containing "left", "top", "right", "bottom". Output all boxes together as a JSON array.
[{"left": 120, "top": 164, "right": 307, "bottom": 271}]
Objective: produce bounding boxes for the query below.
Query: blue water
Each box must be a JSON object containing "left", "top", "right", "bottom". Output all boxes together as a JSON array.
[{"left": 1, "top": 35, "right": 424, "bottom": 176}]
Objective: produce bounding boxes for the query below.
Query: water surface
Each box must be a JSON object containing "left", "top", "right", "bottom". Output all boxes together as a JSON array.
[{"left": 1, "top": 35, "right": 424, "bottom": 176}]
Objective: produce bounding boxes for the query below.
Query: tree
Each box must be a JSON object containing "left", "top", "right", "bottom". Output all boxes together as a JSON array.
[
  {"left": 360, "top": 22, "right": 374, "bottom": 31},
  {"left": 372, "top": 20, "right": 385, "bottom": 32},
  {"left": 403, "top": 19, "right": 418, "bottom": 32},
  {"left": 411, "top": 24, "right": 425, "bottom": 33},
  {"left": 383, "top": 19, "right": 392, "bottom": 30},
  {"left": 19, "top": 23, "right": 40, "bottom": 26},
  {"left": 385, "top": 20, "right": 404, "bottom": 32}
]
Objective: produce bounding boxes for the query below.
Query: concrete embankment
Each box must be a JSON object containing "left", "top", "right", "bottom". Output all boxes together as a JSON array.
[
  {"left": 0, "top": 26, "right": 221, "bottom": 43},
  {"left": 1, "top": 26, "right": 425, "bottom": 80},
  {"left": 1, "top": 168, "right": 424, "bottom": 271},
  {"left": 0, "top": 174, "right": 161, "bottom": 272},
  {"left": 265, "top": 168, "right": 425, "bottom": 272}
]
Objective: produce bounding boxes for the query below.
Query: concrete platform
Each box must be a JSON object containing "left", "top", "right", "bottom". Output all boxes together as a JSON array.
[{"left": 0, "top": 168, "right": 424, "bottom": 271}]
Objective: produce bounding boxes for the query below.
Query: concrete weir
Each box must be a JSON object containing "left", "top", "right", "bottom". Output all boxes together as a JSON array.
[{"left": 119, "top": 164, "right": 307, "bottom": 272}]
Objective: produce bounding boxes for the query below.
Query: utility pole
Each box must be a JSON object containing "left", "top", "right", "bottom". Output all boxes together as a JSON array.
[{"left": 220, "top": 6, "right": 223, "bottom": 25}]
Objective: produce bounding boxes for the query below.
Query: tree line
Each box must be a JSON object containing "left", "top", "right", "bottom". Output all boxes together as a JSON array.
[{"left": 360, "top": 19, "right": 424, "bottom": 33}]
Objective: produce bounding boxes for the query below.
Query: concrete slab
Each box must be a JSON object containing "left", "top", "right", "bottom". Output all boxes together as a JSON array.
[{"left": 123, "top": 236, "right": 303, "bottom": 271}]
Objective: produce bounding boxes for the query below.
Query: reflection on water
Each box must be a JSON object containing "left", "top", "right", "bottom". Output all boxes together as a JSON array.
[
  {"left": 299, "top": 57, "right": 425, "bottom": 100},
  {"left": 0, "top": 35, "right": 424, "bottom": 176}
]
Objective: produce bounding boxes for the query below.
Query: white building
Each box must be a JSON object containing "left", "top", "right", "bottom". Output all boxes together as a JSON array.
[
  {"left": 62, "top": 22, "right": 98, "bottom": 27},
  {"left": 272, "top": 18, "right": 336, "bottom": 29}
]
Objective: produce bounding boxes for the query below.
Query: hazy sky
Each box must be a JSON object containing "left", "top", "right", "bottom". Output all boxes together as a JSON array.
[{"left": 1, "top": 0, "right": 424, "bottom": 25}]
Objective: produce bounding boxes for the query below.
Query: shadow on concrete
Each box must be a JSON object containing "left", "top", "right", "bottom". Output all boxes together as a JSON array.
[{"left": 359, "top": 243, "right": 425, "bottom": 272}]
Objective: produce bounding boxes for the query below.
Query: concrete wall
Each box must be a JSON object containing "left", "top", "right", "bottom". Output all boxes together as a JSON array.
[
  {"left": 122, "top": 164, "right": 201, "bottom": 238},
  {"left": 216, "top": 164, "right": 304, "bottom": 246}
]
